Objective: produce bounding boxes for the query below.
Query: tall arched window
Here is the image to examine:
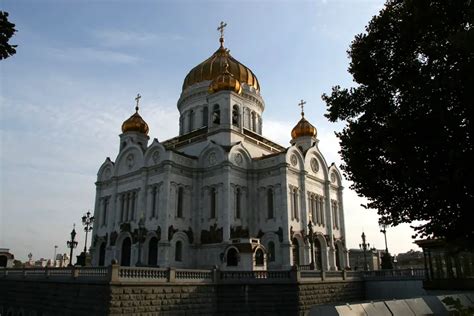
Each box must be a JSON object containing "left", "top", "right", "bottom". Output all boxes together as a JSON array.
[
  {"left": 235, "top": 188, "right": 241, "bottom": 219},
  {"left": 210, "top": 187, "right": 217, "bottom": 219},
  {"left": 189, "top": 109, "right": 194, "bottom": 131},
  {"left": 320, "top": 198, "right": 325, "bottom": 226},
  {"left": 151, "top": 186, "right": 158, "bottom": 219},
  {"left": 267, "top": 188, "right": 274, "bottom": 219},
  {"left": 268, "top": 241, "right": 275, "bottom": 262},
  {"left": 175, "top": 241, "right": 182, "bottom": 262},
  {"left": 292, "top": 238, "right": 300, "bottom": 266},
  {"left": 202, "top": 106, "right": 209, "bottom": 127},
  {"left": 251, "top": 111, "right": 256, "bottom": 131},
  {"left": 98, "top": 242, "right": 106, "bottom": 266},
  {"left": 255, "top": 249, "right": 264, "bottom": 266},
  {"left": 212, "top": 104, "right": 220, "bottom": 125},
  {"left": 148, "top": 237, "right": 158, "bottom": 266},
  {"left": 232, "top": 105, "right": 240, "bottom": 127},
  {"left": 292, "top": 188, "right": 299, "bottom": 220},
  {"left": 177, "top": 187, "right": 184, "bottom": 218},
  {"left": 121, "top": 237, "right": 131, "bottom": 267},
  {"left": 314, "top": 238, "right": 322, "bottom": 271}
]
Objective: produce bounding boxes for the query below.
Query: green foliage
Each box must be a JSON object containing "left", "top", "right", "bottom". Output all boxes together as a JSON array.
[
  {"left": 322, "top": 0, "right": 474, "bottom": 247},
  {"left": 380, "top": 252, "right": 393, "bottom": 269},
  {"left": 0, "top": 11, "right": 17, "bottom": 60}
]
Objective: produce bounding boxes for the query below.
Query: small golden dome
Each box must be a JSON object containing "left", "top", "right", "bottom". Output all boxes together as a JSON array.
[
  {"left": 208, "top": 62, "right": 242, "bottom": 94},
  {"left": 122, "top": 106, "right": 149, "bottom": 135},
  {"left": 291, "top": 114, "right": 317, "bottom": 139},
  {"left": 182, "top": 40, "right": 260, "bottom": 93}
]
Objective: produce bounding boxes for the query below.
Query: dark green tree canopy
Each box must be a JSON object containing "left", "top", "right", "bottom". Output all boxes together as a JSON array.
[
  {"left": 323, "top": 0, "right": 474, "bottom": 247},
  {"left": 0, "top": 11, "right": 17, "bottom": 60}
]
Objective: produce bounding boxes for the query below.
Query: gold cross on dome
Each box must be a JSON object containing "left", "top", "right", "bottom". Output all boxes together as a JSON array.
[
  {"left": 217, "top": 21, "right": 227, "bottom": 40},
  {"left": 135, "top": 93, "right": 141, "bottom": 111},
  {"left": 298, "top": 99, "right": 306, "bottom": 116}
]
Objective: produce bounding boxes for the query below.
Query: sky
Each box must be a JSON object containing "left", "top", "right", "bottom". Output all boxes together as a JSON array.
[{"left": 0, "top": 0, "right": 421, "bottom": 262}]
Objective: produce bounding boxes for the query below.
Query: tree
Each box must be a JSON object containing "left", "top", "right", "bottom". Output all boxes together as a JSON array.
[
  {"left": 322, "top": 0, "right": 474, "bottom": 247},
  {"left": 0, "top": 11, "right": 17, "bottom": 60}
]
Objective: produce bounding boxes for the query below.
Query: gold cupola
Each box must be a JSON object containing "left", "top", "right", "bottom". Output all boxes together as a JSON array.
[
  {"left": 182, "top": 23, "right": 260, "bottom": 93},
  {"left": 208, "top": 62, "right": 242, "bottom": 94},
  {"left": 121, "top": 94, "right": 149, "bottom": 135},
  {"left": 291, "top": 100, "right": 317, "bottom": 139}
]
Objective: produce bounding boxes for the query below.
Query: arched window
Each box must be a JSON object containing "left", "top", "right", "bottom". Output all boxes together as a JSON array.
[
  {"left": 189, "top": 109, "right": 195, "bottom": 131},
  {"left": 232, "top": 105, "right": 240, "bottom": 127},
  {"left": 210, "top": 187, "right": 217, "bottom": 219},
  {"left": 177, "top": 187, "right": 184, "bottom": 218},
  {"left": 251, "top": 111, "right": 256, "bottom": 131},
  {"left": 98, "top": 242, "right": 106, "bottom": 267},
  {"left": 151, "top": 186, "right": 158, "bottom": 219},
  {"left": 314, "top": 238, "right": 322, "bottom": 271},
  {"left": 202, "top": 106, "right": 209, "bottom": 127},
  {"left": 268, "top": 241, "right": 275, "bottom": 262},
  {"left": 121, "top": 237, "right": 131, "bottom": 267},
  {"left": 292, "top": 188, "right": 299, "bottom": 220},
  {"left": 255, "top": 249, "right": 264, "bottom": 266},
  {"left": 102, "top": 197, "right": 108, "bottom": 226},
  {"left": 319, "top": 198, "right": 325, "bottom": 226},
  {"left": 267, "top": 188, "right": 274, "bottom": 219},
  {"left": 227, "top": 248, "right": 239, "bottom": 266},
  {"left": 148, "top": 237, "right": 158, "bottom": 266},
  {"left": 175, "top": 241, "right": 182, "bottom": 262},
  {"left": 212, "top": 104, "right": 220, "bottom": 125},
  {"left": 235, "top": 188, "right": 241, "bottom": 219},
  {"left": 292, "top": 238, "right": 300, "bottom": 266}
]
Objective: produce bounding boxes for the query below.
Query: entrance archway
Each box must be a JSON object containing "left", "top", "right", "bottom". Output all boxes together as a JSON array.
[
  {"left": 292, "top": 238, "right": 300, "bottom": 266},
  {"left": 314, "top": 238, "right": 323, "bottom": 270},
  {"left": 98, "top": 242, "right": 106, "bottom": 266},
  {"left": 148, "top": 237, "right": 158, "bottom": 266},
  {"left": 121, "top": 237, "right": 131, "bottom": 266}
]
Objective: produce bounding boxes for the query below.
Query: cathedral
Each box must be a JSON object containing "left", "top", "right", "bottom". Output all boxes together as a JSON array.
[{"left": 90, "top": 24, "right": 349, "bottom": 271}]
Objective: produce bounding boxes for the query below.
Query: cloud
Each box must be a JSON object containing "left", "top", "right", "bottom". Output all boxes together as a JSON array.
[
  {"left": 94, "top": 30, "right": 184, "bottom": 48},
  {"left": 48, "top": 47, "right": 141, "bottom": 64}
]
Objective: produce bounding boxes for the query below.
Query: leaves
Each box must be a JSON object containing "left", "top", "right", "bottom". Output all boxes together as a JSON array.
[
  {"left": 323, "top": 0, "right": 474, "bottom": 247},
  {"left": 0, "top": 11, "right": 17, "bottom": 60}
]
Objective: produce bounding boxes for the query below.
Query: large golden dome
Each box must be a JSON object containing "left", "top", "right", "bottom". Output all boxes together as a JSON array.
[
  {"left": 182, "top": 39, "right": 260, "bottom": 92},
  {"left": 291, "top": 115, "right": 317, "bottom": 139},
  {"left": 122, "top": 106, "right": 149, "bottom": 135},
  {"left": 208, "top": 62, "right": 242, "bottom": 94}
]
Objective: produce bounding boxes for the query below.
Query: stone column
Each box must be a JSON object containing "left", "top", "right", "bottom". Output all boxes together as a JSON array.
[{"left": 324, "top": 180, "right": 336, "bottom": 270}]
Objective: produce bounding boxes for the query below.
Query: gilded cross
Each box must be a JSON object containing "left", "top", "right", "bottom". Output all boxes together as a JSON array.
[
  {"left": 217, "top": 21, "right": 227, "bottom": 40},
  {"left": 135, "top": 93, "right": 141, "bottom": 111},
  {"left": 298, "top": 99, "right": 306, "bottom": 115}
]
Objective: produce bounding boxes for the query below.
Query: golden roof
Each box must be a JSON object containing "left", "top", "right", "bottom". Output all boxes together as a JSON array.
[
  {"left": 122, "top": 106, "right": 149, "bottom": 135},
  {"left": 291, "top": 114, "right": 317, "bottom": 139},
  {"left": 208, "top": 62, "right": 242, "bottom": 94},
  {"left": 182, "top": 38, "right": 260, "bottom": 92}
]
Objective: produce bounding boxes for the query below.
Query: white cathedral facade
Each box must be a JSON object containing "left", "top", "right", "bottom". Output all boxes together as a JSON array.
[{"left": 90, "top": 29, "right": 349, "bottom": 271}]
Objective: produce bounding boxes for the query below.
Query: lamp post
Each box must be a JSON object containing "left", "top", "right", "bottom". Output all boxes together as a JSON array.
[
  {"left": 136, "top": 215, "right": 146, "bottom": 266},
  {"left": 67, "top": 224, "right": 78, "bottom": 267},
  {"left": 53, "top": 245, "right": 58, "bottom": 267},
  {"left": 307, "top": 221, "right": 315, "bottom": 270},
  {"left": 379, "top": 222, "right": 393, "bottom": 269},
  {"left": 81, "top": 211, "right": 94, "bottom": 254},
  {"left": 359, "top": 232, "right": 370, "bottom": 271}
]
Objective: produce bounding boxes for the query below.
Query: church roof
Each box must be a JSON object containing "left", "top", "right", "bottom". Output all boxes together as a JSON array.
[{"left": 182, "top": 37, "right": 260, "bottom": 93}]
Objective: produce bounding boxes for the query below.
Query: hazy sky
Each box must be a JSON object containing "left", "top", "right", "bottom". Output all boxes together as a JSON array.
[{"left": 1, "top": 0, "right": 421, "bottom": 262}]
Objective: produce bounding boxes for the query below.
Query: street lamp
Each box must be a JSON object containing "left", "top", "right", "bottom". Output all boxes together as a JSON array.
[
  {"left": 136, "top": 215, "right": 146, "bottom": 266},
  {"left": 379, "top": 221, "right": 393, "bottom": 269},
  {"left": 359, "top": 232, "right": 370, "bottom": 271},
  {"left": 307, "top": 221, "right": 315, "bottom": 270},
  {"left": 81, "top": 211, "right": 94, "bottom": 254},
  {"left": 53, "top": 245, "right": 58, "bottom": 267},
  {"left": 67, "top": 224, "right": 78, "bottom": 267}
]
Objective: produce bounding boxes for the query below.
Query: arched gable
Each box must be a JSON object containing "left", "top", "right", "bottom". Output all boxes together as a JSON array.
[
  {"left": 97, "top": 157, "right": 115, "bottom": 182},
  {"left": 144, "top": 139, "right": 166, "bottom": 167},
  {"left": 114, "top": 145, "right": 144, "bottom": 176},
  {"left": 305, "top": 147, "right": 330, "bottom": 180},
  {"left": 228, "top": 143, "right": 252, "bottom": 169},
  {"left": 328, "top": 163, "right": 343, "bottom": 187},
  {"left": 286, "top": 147, "right": 305, "bottom": 171},
  {"left": 197, "top": 141, "right": 227, "bottom": 168}
]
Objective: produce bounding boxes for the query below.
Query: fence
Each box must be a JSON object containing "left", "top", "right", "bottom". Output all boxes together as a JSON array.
[{"left": 0, "top": 266, "right": 426, "bottom": 284}]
